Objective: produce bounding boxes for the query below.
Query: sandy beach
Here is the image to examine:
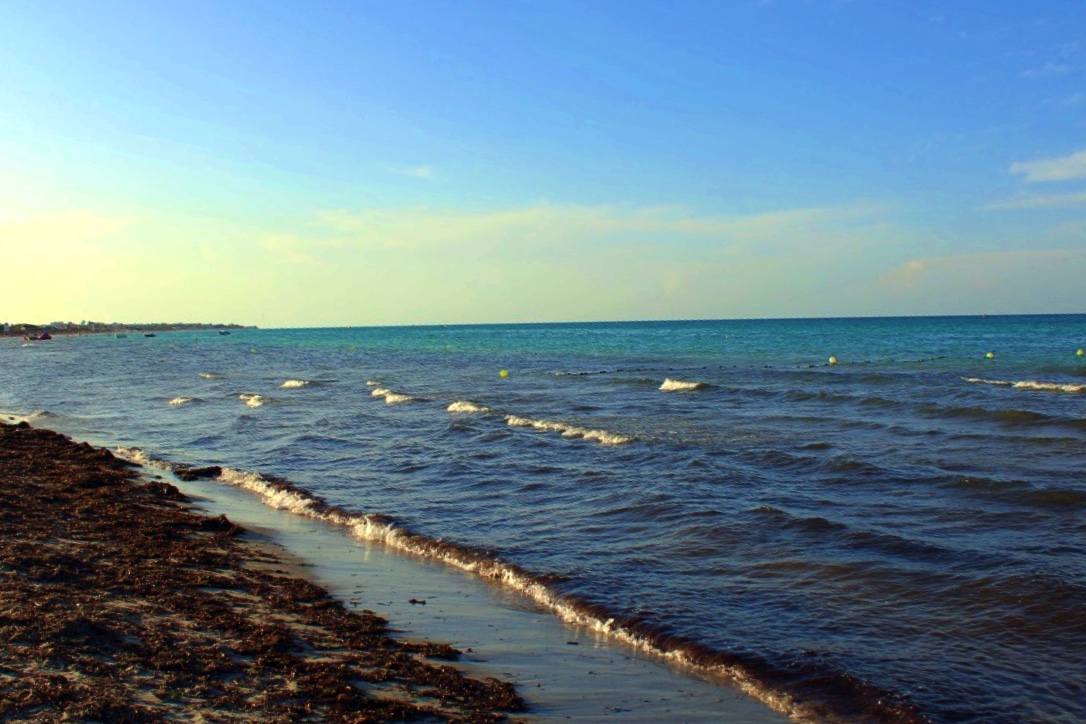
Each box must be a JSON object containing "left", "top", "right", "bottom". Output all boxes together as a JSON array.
[{"left": 0, "top": 420, "right": 523, "bottom": 722}]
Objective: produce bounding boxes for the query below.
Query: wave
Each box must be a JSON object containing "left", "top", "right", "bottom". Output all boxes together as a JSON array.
[
  {"left": 0, "top": 409, "right": 53, "bottom": 424},
  {"left": 198, "top": 371, "right": 223, "bottom": 379},
  {"left": 964, "top": 377, "right": 1086, "bottom": 394},
  {"left": 238, "top": 393, "right": 268, "bottom": 408},
  {"left": 951, "top": 476, "right": 1086, "bottom": 511},
  {"left": 370, "top": 387, "right": 421, "bottom": 405},
  {"left": 660, "top": 378, "right": 708, "bottom": 392},
  {"left": 168, "top": 396, "right": 200, "bottom": 406},
  {"left": 111, "top": 446, "right": 925, "bottom": 723},
  {"left": 505, "top": 415, "right": 633, "bottom": 446},
  {"left": 447, "top": 400, "right": 492, "bottom": 414},
  {"left": 280, "top": 379, "right": 311, "bottom": 389}
]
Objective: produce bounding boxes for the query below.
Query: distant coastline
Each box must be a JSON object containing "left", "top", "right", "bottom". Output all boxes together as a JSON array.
[{"left": 1, "top": 321, "right": 255, "bottom": 337}]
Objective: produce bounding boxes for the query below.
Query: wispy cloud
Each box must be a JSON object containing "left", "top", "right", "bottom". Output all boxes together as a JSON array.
[
  {"left": 880, "top": 246, "right": 1086, "bottom": 289},
  {"left": 388, "top": 165, "right": 437, "bottom": 180},
  {"left": 1009, "top": 149, "right": 1086, "bottom": 182},
  {"left": 1021, "top": 62, "right": 1080, "bottom": 77},
  {"left": 311, "top": 202, "right": 885, "bottom": 254},
  {"left": 984, "top": 190, "right": 1086, "bottom": 210}
]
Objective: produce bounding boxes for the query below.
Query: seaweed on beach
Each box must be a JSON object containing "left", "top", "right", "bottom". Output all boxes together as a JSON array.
[{"left": 0, "top": 421, "right": 525, "bottom": 722}]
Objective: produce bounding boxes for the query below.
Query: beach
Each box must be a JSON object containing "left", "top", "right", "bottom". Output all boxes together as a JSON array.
[
  {"left": 3, "top": 317, "right": 1085, "bottom": 722},
  {"left": 0, "top": 420, "right": 522, "bottom": 722}
]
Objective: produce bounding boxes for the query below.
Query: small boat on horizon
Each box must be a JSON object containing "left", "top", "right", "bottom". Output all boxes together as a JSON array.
[{"left": 144, "top": 333, "right": 156, "bottom": 338}]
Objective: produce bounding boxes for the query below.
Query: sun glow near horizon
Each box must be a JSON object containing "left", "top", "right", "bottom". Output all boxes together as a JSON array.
[{"left": 2, "top": 1, "right": 1085, "bottom": 326}]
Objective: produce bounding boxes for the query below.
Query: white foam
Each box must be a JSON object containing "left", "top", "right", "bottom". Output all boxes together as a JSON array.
[
  {"left": 168, "top": 396, "right": 198, "bottom": 406},
  {"left": 281, "top": 379, "right": 310, "bottom": 389},
  {"left": 660, "top": 378, "right": 707, "bottom": 392},
  {"left": 238, "top": 393, "right": 267, "bottom": 408},
  {"left": 204, "top": 464, "right": 799, "bottom": 719},
  {"left": 370, "top": 387, "right": 419, "bottom": 405},
  {"left": 383, "top": 392, "right": 419, "bottom": 405},
  {"left": 365, "top": 380, "right": 381, "bottom": 387},
  {"left": 447, "top": 400, "right": 492, "bottom": 414},
  {"left": 114, "top": 447, "right": 177, "bottom": 472},
  {"left": 964, "top": 377, "right": 1085, "bottom": 393},
  {"left": 198, "top": 372, "right": 222, "bottom": 379},
  {"left": 505, "top": 415, "right": 632, "bottom": 445},
  {"left": 108, "top": 444, "right": 804, "bottom": 720}
]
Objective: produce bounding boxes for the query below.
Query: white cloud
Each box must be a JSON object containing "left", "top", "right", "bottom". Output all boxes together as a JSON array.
[
  {"left": 984, "top": 190, "right": 1086, "bottom": 210},
  {"left": 1021, "top": 62, "right": 1079, "bottom": 77},
  {"left": 875, "top": 247, "right": 1086, "bottom": 314},
  {"left": 1009, "top": 149, "right": 1086, "bottom": 182},
  {"left": 310, "top": 202, "right": 884, "bottom": 255}
]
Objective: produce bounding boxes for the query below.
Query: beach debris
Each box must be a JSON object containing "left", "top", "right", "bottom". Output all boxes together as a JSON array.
[
  {"left": 409, "top": 598, "right": 427, "bottom": 605},
  {"left": 0, "top": 421, "right": 526, "bottom": 721}
]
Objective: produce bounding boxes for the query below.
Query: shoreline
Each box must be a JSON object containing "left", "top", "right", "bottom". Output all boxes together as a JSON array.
[
  {"left": 0, "top": 420, "right": 522, "bottom": 722},
  {"left": 0, "top": 418, "right": 787, "bottom": 722}
]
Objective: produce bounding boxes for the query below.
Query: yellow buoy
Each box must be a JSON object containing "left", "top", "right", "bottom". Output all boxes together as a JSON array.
[
  {"left": 1078, "top": 349, "right": 1084, "bottom": 357},
  {"left": 828, "top": 356, "right": 837, "bottom": 365},
  {"left": 985, "top": 352, "right": 994, "bottom": 359},
  {"left": 500, "top": 369, "right": 509, "bottom": 379}
]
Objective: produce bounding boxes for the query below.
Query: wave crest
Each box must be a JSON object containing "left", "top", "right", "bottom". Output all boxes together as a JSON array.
[
  {"left": 964, "top": 377, "right": 1086, "bottom": 393},
  {"left": 660, "top": 378, "right": 707, "bottom": 392},
  {"left": 168, "top": 396, "right": 200, "bottom": 406},
  {"left": 505, "top": 415, "right": 632, "bottom": 445},
  {"left": 281, "top": 379, "right": 310, "bottom": 389},
  {"left": 238, "top": 393, "right": 268, "bottom": 408},
  {"left": 447, "top": 400, "right": 491, "bottom": 414}
]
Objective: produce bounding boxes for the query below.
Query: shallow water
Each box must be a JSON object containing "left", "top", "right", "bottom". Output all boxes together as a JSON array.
[{"left": 3, "top": 315, "right": 1085, "bottom": 722}]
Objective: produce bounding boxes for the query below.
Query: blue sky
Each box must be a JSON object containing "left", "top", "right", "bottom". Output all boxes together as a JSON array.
[{"left": 2, "top": 1, "right": 1085, "bottom": 326}]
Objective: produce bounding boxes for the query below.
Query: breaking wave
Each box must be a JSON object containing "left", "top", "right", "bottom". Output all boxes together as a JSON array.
[
  {"left": 198, "top": 371, "right": 223, "bottom": 379},
  {"left": 168, "top": 396, "right": 200, "bottom": 406},
  {"left": 280, "top": 379, "right": 311, "bottom": 389},
  {"left": 964, "top": 377, "right": 1086, "bottom": 394},
  {"left": 238, "top": 393, "right": 268, "bottom": 408},
  {"left": 108, "top": 446, "right": 925, "bottom": 723},
  {"left": 505, "top": 415, "right": 633, "bottom": 445},
  {"left": 370, "top": 387, "right": 421, "bottom": 405},
  {"left": 447, "top": 400, "right": 491, "bottom": 414},
  {"left": 660, "top": 378, "right": 708, "bottom": 392}
]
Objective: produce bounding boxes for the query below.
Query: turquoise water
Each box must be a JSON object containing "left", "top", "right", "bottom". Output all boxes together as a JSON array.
[{"left": 3, "top": 315, "right": 1085, "bottom": 722}]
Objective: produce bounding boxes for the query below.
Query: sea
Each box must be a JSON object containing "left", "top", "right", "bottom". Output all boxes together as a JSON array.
[{"left": 2, "top": 315, "right": 1084, "bottom": 723}]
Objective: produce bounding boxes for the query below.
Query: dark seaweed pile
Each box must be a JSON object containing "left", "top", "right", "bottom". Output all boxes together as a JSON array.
[{"left": 0, "top": 421, "right": 524, "bottom": 722}]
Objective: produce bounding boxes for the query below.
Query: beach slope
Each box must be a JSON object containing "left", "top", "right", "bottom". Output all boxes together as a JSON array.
[{"left": 0, "top": 421, "right": 523, "bottom": 722}]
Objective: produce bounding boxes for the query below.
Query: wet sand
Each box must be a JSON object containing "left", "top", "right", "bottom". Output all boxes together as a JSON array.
[
  {"left": 0, "top": 421, "right": 523, "bottom": 722},
  {"left": 0, "top": 419, "right": 786, "bottom": 722},
  {"left": 166, "top": 469, "right": 788, "bottom": 723}
]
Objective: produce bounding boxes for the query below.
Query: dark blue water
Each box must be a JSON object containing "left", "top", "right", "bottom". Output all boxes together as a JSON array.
[{"left": 2, "top": 315, "right": 1084, "bottom": 722}]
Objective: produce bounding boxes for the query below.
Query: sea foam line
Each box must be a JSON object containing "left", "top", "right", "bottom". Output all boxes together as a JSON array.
[
  {"left": 964, "top": 377, "right": 1086, "bottom": 393},
  {"left": 110, "top": 446, "right": 812, "bottom": 721},
  {"left": 505, "top": 415, "right": 633, "bottom": 445}
]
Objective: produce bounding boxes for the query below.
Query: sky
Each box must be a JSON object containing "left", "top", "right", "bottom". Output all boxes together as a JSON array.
[{"left": 2, "top": 0, "right": 1085, "bottom": 327}]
